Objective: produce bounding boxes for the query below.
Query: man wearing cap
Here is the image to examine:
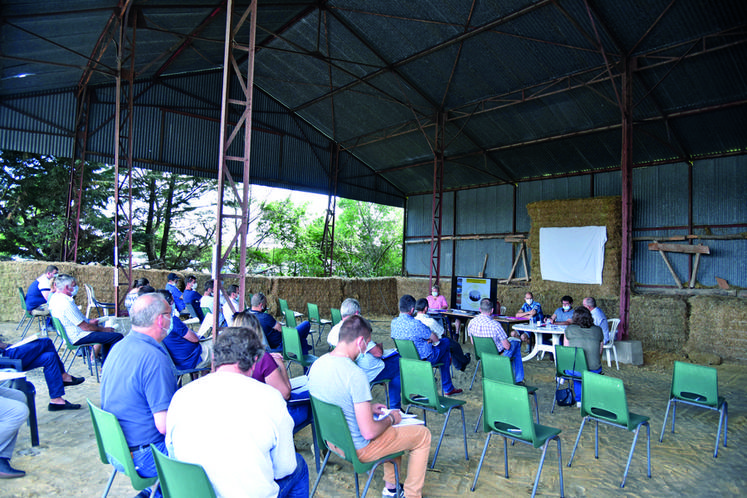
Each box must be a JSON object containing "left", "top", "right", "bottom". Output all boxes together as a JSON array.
[{"left": 165, "top": 273, "right": 186, "bottom": 314}]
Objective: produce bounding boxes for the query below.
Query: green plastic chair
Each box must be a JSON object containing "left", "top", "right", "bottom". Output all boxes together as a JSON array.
[
  {"left": 659, "top": 361, "right": 727, "bottom": 458},
  {"left": 551, "top": 345, "right": 589, "bottom": 413},
  {"left": 150, "top": 444, "right": 217, "bottom": 498},
  {"left": 473, "top": 353, "right": 540, "bottom": 432},
  {"left": 393, "top": 338, "right": 444, "bottom": 394},
  {"left": 309, "top": 396, "right": 402, "bottom": 498},
  {"left": 568, "top": 371, "right": 651, "bottom": 488},
  {"left": 330, "top": 308, "right": 342, "bottom": 327},
  {"left": 279, "top": 298, "right": 303, "bottom": 320},
  {"left": 87, "top": 399, "right": 157, "bottom": 498},
  {"left": 469, "top": 336, "right": 500, "bottom": 390},
  {"left": 201, "top": 306, "right": 211, "bottom": 318},
  {"left": 399, "top": 358, "right": 468, "bottom": 468},
  {"left": 53, "top": 317, "right": 100, "bottom": 381},
  {"left": 283, "top": 308, "right": 298, "bottom": 329},
  {"left": 17, "top": 286, "right": 48, "bottom": 339},
  {"left": 307, "top": 302, "right": 331, "bottom": 351},
  {"left": 471, "top": 379, "right": 563, "bottom": 497},
  {"left": 282, "top": 326, "right": 317, "bottom": 376}
]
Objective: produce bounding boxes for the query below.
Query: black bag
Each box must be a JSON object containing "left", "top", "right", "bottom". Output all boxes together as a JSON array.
[{"left": 555, "top": 387, "right": 575, "bottom": 406}]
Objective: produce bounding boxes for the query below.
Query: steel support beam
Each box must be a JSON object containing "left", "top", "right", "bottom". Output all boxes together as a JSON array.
[
  {"left": 212, "top": 0, "right": 257, "bottom": 335},
  {"left": 429, "top": 112, "right": 445, "bottom": 287},
  {"left": 321, "top": 143, "right": 340, "bottom": 277},
  {"left": 113, "top": 5, "right": 137, "bottom": 315},
  {"left": 619, "top": 57, "right": 634, "bottom": 341}
]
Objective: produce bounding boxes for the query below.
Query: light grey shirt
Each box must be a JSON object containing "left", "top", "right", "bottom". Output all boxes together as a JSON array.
[{"left": 590, "top": 307, "right": 610, "bottom": 343}]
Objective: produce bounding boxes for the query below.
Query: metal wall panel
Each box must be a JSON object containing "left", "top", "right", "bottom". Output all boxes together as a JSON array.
[
  {"left": 455, "top": 184, "right": 513, "bottom": 235},
  {"left": 594, "top": 170, "right": 621, "bottom": 196},
  {"left": 633, "top": 162, "right": 689, "bottom": 228},
  {"left": 633, "top": 228, "right": 692, "bottom": 286},
  {"left": 454, "top": 238, "right": 515, "bottom": 279},
  {"left": 0, "top": 91, "right": 75, "bottom": 157},
  {"left": 696, "top": 228, "right": 746, "bottom": 288},
  {"left": 405, "top": 192, "right": 454, "bottom": 238},
  {"left": 692, "top": 157, "right": 747, "bottom": 226}
]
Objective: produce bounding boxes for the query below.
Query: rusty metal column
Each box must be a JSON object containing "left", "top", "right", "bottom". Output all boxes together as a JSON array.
[
  {"left": 428, "top": 112, "right": 445, "bottom": 287},
  {"left": 619, "top": 57, "right": 634, "bottom": 340},
  {"left": 321, "top": 143, "right": 340, "bottom": 276},
  {"left": 113, "top": 5, "right": 136, "bottom": 315},
  {"left": 212, "top": 0, "right": 257, "bottom": 335}
]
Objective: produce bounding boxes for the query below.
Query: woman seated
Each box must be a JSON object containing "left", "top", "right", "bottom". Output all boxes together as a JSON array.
[
  {"left": 124, "top": 277, "right": 149, "bottom": 314},
  {"left": 232, "top": 311, "right": 311, "bottom": 431},
  {"left": 563, "top": 306, "right": 604, "bottom": 405}
]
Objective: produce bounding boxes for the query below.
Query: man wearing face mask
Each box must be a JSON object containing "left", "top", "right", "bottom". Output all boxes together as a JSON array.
[
  {"left": 101, "top": 292, "right": 178, "bottom": 498},
  {"left": 550, "top": 295, "right": 575, "bottom": 325},
  {"left": 513, "top": 292, "right": 544, "bottom": 345},
  {"left": 156, "top": 290, "right": 213, "bottom": 371},
  {"left": 250, "top": 292, "right": 312, "bottom": 354},
  {"left": 48, "top": 274, "right": 123, "bottom": 363}
]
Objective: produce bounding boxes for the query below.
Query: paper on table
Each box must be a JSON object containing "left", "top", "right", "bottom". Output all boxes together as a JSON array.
[
  {"left": 290, "top": 375, "right": 309, "bottom": 391},
  {"left": 0, "top": 371, "right": 26, "bottom": 381},
  {"left": 7, "top": 334, "right": 39, "bottom": 349}
]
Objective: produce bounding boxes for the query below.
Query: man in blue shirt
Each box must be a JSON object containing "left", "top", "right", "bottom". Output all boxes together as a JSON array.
[
  {"left": 165, "top": 273, "right": 186, "bottom": 314},
  {"left": 181, "top": 275, "right": 204, "bottom": 321},
  {"left": 249, "top": 293, "right": 312, "bottom": 354},
  {"left": 514, "top": 291, "right": 544, "bottom": 345},
  {"left": 101, "top": 293, "right": 177, "bottom": 496},
  {"left": 550, "top": 295, "right": 575, "bottom": 325},
  {"left": 25, "top": 265, "right": 58, "bottom": 312},
  {"left": 391, "top": 294, "right": 462, "bottom": 396}
]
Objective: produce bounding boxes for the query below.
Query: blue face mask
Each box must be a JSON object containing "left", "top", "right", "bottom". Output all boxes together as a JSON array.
[
  {"left": 355, "top": 340, "right": 366, "bottom": 362},
  {"left": 163, "top": 315, "right": 174, "bottom": 335},
  {"left": 71, "top": 285, "right": 79, "bottom": 297}
]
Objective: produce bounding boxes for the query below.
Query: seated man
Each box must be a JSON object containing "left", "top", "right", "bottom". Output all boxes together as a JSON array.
[
  {"left": 414, "top": 299, "right": 470, "bottom": 372},
  {"left": 0, "top": 337, "right": 84, "bottom": 411},
  {"left": 101, "top": 293, "right": 177, "bottom": 495},
  {"left": 221, "top": 284, "right": 242, "bottom": 325},
  {"left": 513, "top": 291, "right": 544, "bottom": 343},
  {"left": 165, "top": 273, "right": 186, "bottom": 314},
  {"left": 583, "top": 296, "right": 611, "bottom": 343},
  {"left": 310, "top": 315, "right": 432, "bottom": 498},
  {"left": 48, "top": 274, "right": 123, "bottom": 362},
  {"left": 550, "top": 295, "right": 575, "bottom": 325},
  {"left": 0, "top": 386, "right": 29, "bottom": 478},
  {"left": 181, "top": 275, "right": 204, "bottom": 322},
  {"left": 25, "top": 265, "right": 58, "bottom": 314},
  {"left": 328, "top": 298, "right": 401, "bottom": 410},
  {"left": 250, "top": 292, "right": 312, "bottom": 355},
  {"left": 391, "top": 294, "right": 462, "bottom": 396},
  {"left": 167, "top": 327, "right": 308, "bottom": 498},
  {"left": 157, "top": 290, "right": 213, "bottom": 371},
  {"left": 468, "top": 298, "right": 524, "bottom": 384}
]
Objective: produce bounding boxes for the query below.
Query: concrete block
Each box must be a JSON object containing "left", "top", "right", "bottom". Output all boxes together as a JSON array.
[{"left": 616, "top": 340, "right": 643, "bottom": 365}]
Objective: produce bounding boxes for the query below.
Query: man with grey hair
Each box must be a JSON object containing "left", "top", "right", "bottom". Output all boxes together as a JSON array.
[
  {"left": 583, "top": 296, "right": 611, "bottom": 343},
  {"left": 101, "top": 293, "right": 177, "bottom": 495},
  {"left": 250, "top": 292, "right": 312, "bottom": 354},
  {"left": 167, "top": 327, "right": 308, "bottom": 498},
  {"left": 468, "top": 298, "right": 524, "bottom": 384},
  {"left": 328, "top": 298, "right": 402, "bottom": 410},
  {"left": 48, "top": 274, "right": 123, "bottom": 362}
]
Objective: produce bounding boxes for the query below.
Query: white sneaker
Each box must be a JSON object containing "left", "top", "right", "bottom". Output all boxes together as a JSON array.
[{"left": 382, "top": 485, "right": 405, "bottom": 498}]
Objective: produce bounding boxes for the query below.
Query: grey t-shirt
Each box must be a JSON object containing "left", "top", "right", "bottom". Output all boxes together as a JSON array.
[
  {"left": 307, "top": 353, "right": 373, "bottom": 450},
  {"left": 564, "top": 324, "right": 604, "bottom": 371}
]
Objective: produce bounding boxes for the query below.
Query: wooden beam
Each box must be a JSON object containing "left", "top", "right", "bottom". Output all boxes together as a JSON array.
[{"left": 648, "top": 242, "right": 710, "bottom": 254}]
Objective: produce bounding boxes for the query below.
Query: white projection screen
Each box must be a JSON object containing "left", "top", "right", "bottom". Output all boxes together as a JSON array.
[{"left": 539, "top": 226, "right": 607, "bottom": 284}]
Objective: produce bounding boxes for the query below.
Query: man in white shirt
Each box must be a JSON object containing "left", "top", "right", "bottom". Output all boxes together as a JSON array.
[
  {"left": 48, "top": 274, "right": 123, "bottom": 362},
  {"left": 583, "top": 296, "right": 611, "bottom": 343},
  {"left": 167, "top": 327, "right": 308, "bottom": 498}
]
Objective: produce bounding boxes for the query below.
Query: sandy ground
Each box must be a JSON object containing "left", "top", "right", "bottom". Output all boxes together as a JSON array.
[{"left": 1, "top": 317, "right": 745, "bottom": 498}]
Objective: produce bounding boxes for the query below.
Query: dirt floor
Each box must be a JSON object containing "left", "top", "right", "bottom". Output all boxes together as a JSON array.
[{"left": 1, "top": 317, "right": 745, "bottom": 498}]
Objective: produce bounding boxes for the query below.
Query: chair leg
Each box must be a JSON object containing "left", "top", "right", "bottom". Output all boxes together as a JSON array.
[
  {"left": 469, "top": 359, "right": 481, "bottom": 390},
  {"left": 431, "top": 409, "right": 452, "bottom": 468},
  {"left": 605, "top": 348, "right": 611, "bottom": 368},
  {"left": 360, "top": 460, "right": 398, "bottom": 498},
  {"left": 470, "top": 433, "right": 492, "bottom": 491},
  {"left": 612, "top": 345, "right": 619, "bottom": 370},
  {"left": 101, "top": 468, "right": 117, "bottom": 498},
  {"left": 621, "top": 422, "right": 650, "bottom": 488},
  {"left": 567, "top": 417, "right": 588, "bottom": 468},
  {"left": 715, "top": 402, "right": 728, "bottom": 457},
  {"left": 556, "top": 436, "right": 565, "bottom": 498},
  {"left": 474, "top": 407, "right": 483, "bottom": 433},
  {"left": 659, "top": 399, "right": 673, "bottom": 442},
  {"left": 460, "top": 406, "right": 469, "bottom": 462},
  {"left": 531, "top": 439, "right": 551, "bottom": 498},
  {"left": 310, "top": 449, "right": 332, "bottom": 497}
]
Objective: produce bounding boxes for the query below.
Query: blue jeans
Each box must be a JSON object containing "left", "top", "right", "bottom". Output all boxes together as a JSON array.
[
  {"left": 296, "top": 321, "right": 312, "bottom": 355},
  {"left": 129, "top": 440, "right": 167, "bottom": 498},
  {"left": 372, "top": 353, "right": 401, "bottom": 409},
  {"left": 288, "top": 391, "right": 312, "bottom": 431},
  {"left": 565, "top": 367, "right": 603, "bottom": 402},
  {"left": 3, "top": 337, "right": 66, "bottom": 399},
  {"left": 427, "top": 339, "right": 455, "bottom": 392},
  {"left": 501, "top": 340, "right": 524, "bottom": 383},
  {"left": 74, "top": 331, "right": 124, "bottom": 362},
  {"left": 276, "top": 453, "right": 309, "bottom": 498}
]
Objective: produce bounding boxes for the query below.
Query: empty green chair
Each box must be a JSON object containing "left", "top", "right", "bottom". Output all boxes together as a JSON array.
[
  {"left": 399, "top": 358, "right": 468, "bottom": 468},
  {"left": 279, "top": 298, "right": 303, "bottom": 320},
  {"left": 53, "top": 317, "right": 100, "bottom": 381},
  {"left": 283, "top": 308, "right": 298, "bottom": 329},
  {"left": 551, "top": 345, "right": 589, "bottom": 413},
  {"left": 471, "top": 379, "right": 563, "bottom": 497},
  {"left": 659, "top": 361, "right": 727, "bottom": 458},
  {"left": 473, "top": 352, "right": 540, "bottom": 432},
  {"left": 469, "top": 335, "right": 500, "bottom": 390},
  {"left": 310, "top": 396, "right": 402, "bottom": 498},
  {"left": 282, "top": 326, "right": 317, "bottom": 376},
  {"left": 330, "top": 308, "right": 342, "bottom": 327},
  {"left": 568, "top": 371, "right": 651, "bottom": 488},
  {"left": 150, "top": 444, "right": 217, "bottom": 498},
  {"left": 307, "top": 302, "right": 331, "bottom": 352},
  {"left": 87, "top": 400, "right": 157, "bottom": 498}
]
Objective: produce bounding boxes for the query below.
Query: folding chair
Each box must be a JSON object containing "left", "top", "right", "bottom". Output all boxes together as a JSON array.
[
  {"left": 399, "top": 358, "right": 468, "bottom": 468},
  {"left": 150, "top": 444, "right": 217, "bottom": 498},
  {"left": 472, "top": 379, "right": 563, "bottom": 497},
  {"left": 568, "top": 372, "right": 651, "bottom": 488},
  {"left": 659, "top": 361, "right": 727, "bottom": 458},
  {"left": 310, "top": 396, "right": 402, "bottom": 498},
  {"left": 87, "top": 400, "right": 157, "bottom": 498},
  {"left": 473, "top": 353, "right": 539, "bottom": 432},
  {"left": 53, "top": 317, "right": 100, "bottom": 382},
  {"left": 551, "top": 345, "right": 588, "bottom": 413},
  {"left": 282, "top": 326, "right": 317, "bottom": 376}
]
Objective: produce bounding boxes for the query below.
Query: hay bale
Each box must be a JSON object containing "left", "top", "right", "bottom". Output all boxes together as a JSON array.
[
  {"left": 629, "top": 294, "right": 688, "bottom": 352},
  {"left": 687, "top": 295, "right": 747, "bottom": 361}
]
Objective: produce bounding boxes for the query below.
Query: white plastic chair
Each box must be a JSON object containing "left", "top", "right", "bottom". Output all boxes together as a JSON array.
[
  {"left": 84, "top": 284, "right": 115, "bottom": 318},
  {"left": 603, "top": 318, "right": 620, "bottom": 370}
]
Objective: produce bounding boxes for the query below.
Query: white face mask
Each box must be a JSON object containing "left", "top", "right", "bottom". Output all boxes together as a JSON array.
[
  {"left": 432, "top": 291, "right": 438, "bottom": 297},
  {"left": 71, "top": 285, "right": 79, "bottom": 297},
  {"left": 562, "top": 305, "right": 571, "bottom": 311},
  {"left": 355, "top": 339, "right": 366, "bottom": 362},
  {"left": 525, "top": 298, "right": 532, "bottom": 305}
]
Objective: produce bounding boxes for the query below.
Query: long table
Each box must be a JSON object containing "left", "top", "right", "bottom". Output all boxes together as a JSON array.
[
  {"left": 512, "top": 323, "right": 567, "bottom": 362},
  {"left": 431, "top": 311, "right": 530, "bottom": 342}
]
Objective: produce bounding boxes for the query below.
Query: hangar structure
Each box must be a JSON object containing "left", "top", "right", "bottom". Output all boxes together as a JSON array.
[{"left": 1, "top": 0, "right": 746, "bottom": 337}]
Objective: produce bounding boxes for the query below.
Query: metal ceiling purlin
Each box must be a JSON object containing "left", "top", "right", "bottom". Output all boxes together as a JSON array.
[
  {"left": 211, "top": 0, "right": 257, "bottom": 336},
  {"left": 113, "top": 3, "right": 137, "bottom": 315}
]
